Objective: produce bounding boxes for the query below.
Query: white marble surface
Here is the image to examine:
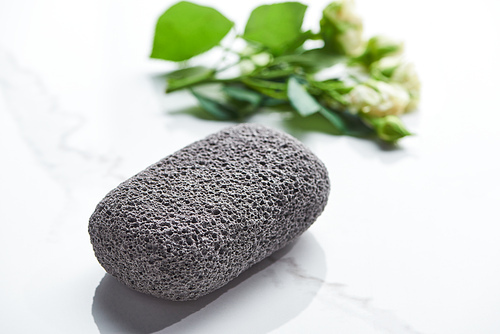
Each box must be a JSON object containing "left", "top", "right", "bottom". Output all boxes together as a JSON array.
[{"left": 1, "top": 0, "right": 500, "bottom": 333}]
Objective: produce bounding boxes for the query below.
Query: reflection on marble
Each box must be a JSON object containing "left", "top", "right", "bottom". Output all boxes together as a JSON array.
[
  {"left": 92, "top": 231, "right": 422, "bottom": 334},
  {"left": 93, "top": 232, "right": 325, "bottom": 334}
]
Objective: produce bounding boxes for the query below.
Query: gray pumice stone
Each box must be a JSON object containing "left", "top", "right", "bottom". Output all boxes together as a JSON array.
[{"left": 89, "top": 123, "right": 330, "bottom": 301}]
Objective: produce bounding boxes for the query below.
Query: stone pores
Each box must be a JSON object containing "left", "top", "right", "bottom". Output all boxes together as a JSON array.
[{"left": 89, "top": 123, "right": 330, "bottom": 301}]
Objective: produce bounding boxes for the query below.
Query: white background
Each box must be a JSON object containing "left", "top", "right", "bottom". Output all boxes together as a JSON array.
[{"left": 1, "top": 0, "right": 499, "bottom": 333}]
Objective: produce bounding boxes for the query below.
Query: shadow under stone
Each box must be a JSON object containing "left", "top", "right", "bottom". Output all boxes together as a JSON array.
[{"left": 92, "top": 232, "right": 325, "bottom": 334}]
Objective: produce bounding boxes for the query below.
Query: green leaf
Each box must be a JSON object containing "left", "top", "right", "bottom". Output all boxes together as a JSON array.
[
  {"left": 261, "top": 97, "right": 288, "bottom": 107},
  {"left": 252, "top": 64, "right": 296, "bottom": 80},
  {"left": 363, "top": 115, "right": 412, "bottom": 142},
  {"left": 243, "top": 2, "right": 308, "bottom": 55},
  {"left": 311, "top": 79, "right": 353, "bottom": 94},
  {"left": 287, "top": 77, "right": 358, "bottom": 135},
  {"left": 356, "top": 36, "right": 404, "bottom": 66},
  {"left": 334, "top": 110, "right": 374, "bottom": 137},
  {"left": 241, "top": 78, "right": 288, "bottom": 100},
  {"left": 286, "top": 77, "right": 370, "bottom": 136},
  {"left": 310, "top": 80, "right": 353, "bottom": 105},
  {"left": 282, "top": 30, "right": 315, "bottom": 54},
  {"left": 190, "top": 89, "right": 238, "bottom": 120},
  {"left": 151, "top": 1, "right": 233, "bottom": 62},
  {"left": 276, "top": 48, "right": 343, "bottom": 72},
  {"left": 287, "top": 77, "right": 321, "bottom": 117},
  {"left": 318, "top": 107, "right": 345, "bottom": 133},
  {"left": 222, "top": 85, "right": 262, "bottom": 107},
  {"left": 166, "top": 66, "right": 215, "bottom": 92}
]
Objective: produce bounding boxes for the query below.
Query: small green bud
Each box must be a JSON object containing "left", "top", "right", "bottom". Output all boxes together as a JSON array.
[
  {"left": 367, "top": 115, "right": 412, "bottom": 142},
  {"left": 370, "top": 56, "right": 401, "bottom": 80},
  {"left": 359, "top": 35, "right": 404, "bottom": 66},
  {"left": 251, "top": 52, "right": 272, "bottom": 67}
]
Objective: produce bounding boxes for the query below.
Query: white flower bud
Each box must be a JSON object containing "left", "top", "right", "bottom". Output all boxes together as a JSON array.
[
  {"left": 240, "top": 45, "right": 261, "bottom": 57},
  {"left": 370, "top": 57, "right": 421, "bottom": 111},
  {"left": 391, "top": 62, "right": 420, "bottom": 111},
  {"left": 348, "top": 84, "right": 381, "bottom": 114},
  {"left": 251, "top": 52, "right": 272, "bottom": 67},
  {"left": 348, "top": 81, "right": 410, "bottom": 117},
  {"left": 320, "top": 0, "right": 364, "bottom": 56},
  {"left": 239, "top": 52, "right": 272, "bottom": 75},
  {"left": 239, "top": 59, "right": 256, "bottom": 74}
]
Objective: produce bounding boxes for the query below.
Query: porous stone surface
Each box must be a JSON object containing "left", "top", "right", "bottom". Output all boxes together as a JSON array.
[{"left": 89, "top": 123, "right": 330, "bottom": 301}]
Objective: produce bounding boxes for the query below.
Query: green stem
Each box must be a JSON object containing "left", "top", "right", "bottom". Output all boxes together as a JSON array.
[
  {"left": 215, "top": 60, "right": 241, "bottom": 73},
  {"left": 166, "top": 77, "right": 244, "bottom": 93}
]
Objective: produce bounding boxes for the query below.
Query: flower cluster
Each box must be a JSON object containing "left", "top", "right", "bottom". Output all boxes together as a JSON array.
[
  {"left": 153, "top": 0, "right": 420, "bottom": 143},
  {"left": 322, "top": 2, "right": 420, "bottom": 119},
  {"left": 316, "top": 0, "right": 420, "bottom": 141}
]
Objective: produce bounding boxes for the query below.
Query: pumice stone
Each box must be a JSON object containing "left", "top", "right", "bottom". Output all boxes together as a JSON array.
[{"left": 89, "top": 123, "right": 330, "bottom": 301}]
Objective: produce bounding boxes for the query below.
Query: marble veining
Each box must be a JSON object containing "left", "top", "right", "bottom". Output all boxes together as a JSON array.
[
  {"left": 276, "top": 256, "right": 423, "bottom": 334},
  {"left": 0, "top": 47, "right": 424, "bottom": 333},
  {"left": 0, "top": 48, "right": 124, "bottom": 192}
]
